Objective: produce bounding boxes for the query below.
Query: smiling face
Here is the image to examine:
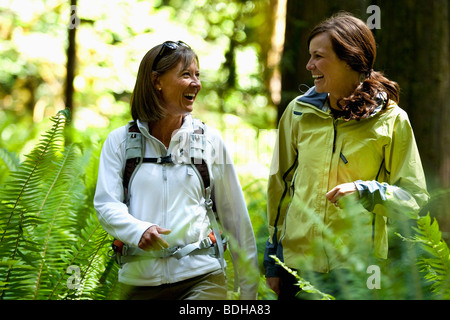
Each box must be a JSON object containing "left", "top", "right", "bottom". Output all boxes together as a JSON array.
[
  {"left": 156, "top": 59, "right": 201, "bottom": 117},
  {"left": 306, "top": 32, "right": 360, "bottom": 107}
]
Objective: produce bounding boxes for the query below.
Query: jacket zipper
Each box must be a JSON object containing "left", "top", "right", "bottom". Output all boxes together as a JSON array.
[
  {"left": 162, "top": 164, "right": 170, "bottom": 283},
  {"left": 332, "top": 119, "right": 349, "bottom": 164},
  {"left": 332, "top": 119, "right": 337, "bottom": 153}
]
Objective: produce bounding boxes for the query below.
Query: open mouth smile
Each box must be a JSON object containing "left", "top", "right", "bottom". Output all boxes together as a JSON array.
[
  {"left": 184, "top": 93, "right": 196, "bottom": 101},
  {"left": 312, "top": 74, "right": 324, "bottom": 81}
]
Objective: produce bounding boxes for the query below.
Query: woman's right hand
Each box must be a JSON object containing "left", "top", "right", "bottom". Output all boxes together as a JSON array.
[
  {"left": 266, "top": 277, "right": 281, "bottom": 296},
  {"left": 138, "top": 225, "right": 171, "bottom": 251}
]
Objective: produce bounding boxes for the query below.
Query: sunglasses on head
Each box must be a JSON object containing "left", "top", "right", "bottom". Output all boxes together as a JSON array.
[{"left": 152, "top": 40, "right": 191, "bottom": 71}]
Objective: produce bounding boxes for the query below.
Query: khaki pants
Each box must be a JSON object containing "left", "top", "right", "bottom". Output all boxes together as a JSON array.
[{"left": 120, "top": 269, "right": 227, "bottom": 300}]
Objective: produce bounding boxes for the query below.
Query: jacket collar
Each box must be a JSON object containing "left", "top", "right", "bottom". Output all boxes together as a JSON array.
[
  {"left": 136, "top": 114, "right": 194, "bottom": 140},
  {"left": 296, "top": 86, "right": 328, "bottom": 109},
  {"left": 296, "top": 86, "right": 388, "bottom": 118}
]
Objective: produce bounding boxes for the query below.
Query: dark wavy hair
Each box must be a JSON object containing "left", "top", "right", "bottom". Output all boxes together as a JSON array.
[{"left": 308, "top": 12, "right": 400, "bottom": 120}]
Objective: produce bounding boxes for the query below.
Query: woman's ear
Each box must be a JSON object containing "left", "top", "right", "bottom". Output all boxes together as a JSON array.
[
  {"left": 152, "top": 72, "right": 162, "bottom": 91},
  {"left": 359, "top": 73, "right": 366, "bottom": 83}
]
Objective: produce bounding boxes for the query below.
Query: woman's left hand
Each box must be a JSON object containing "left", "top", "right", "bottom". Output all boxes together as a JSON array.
[{"left": 326, "top": 182, "right": 357, "bottom": 206}]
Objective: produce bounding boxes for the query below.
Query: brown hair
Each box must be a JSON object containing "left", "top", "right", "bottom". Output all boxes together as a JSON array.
[
  {"left": 130, "top": 43, "right": 199, "bottom": 123},
  {"left": 308, "top": 12, "right": 400, "bottom": 120}
]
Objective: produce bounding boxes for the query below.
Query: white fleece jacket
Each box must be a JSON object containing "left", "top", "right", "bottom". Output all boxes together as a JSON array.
[{"left": 94, "top": 115, "right": 258, "bottom": 299}]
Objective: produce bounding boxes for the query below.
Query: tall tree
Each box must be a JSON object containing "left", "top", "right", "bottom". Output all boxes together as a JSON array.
[
  {"left": 65, "top": 0, "right": 78, "bottom": 119},
  {"left": 375, "top": 0, "right": 450, "bottom": 189},
  {"left": 375, "top": 0, "right": 450, "bottom": 228}
]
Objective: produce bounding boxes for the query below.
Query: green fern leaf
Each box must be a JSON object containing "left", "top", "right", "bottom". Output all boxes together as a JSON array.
[
  {"left": 270, "top": 255, "right": 335, "bottom": 300},
  {"left": 399, "top": 213, "right": 450, "bottom": 299},
  {"left": 1, "top": 110, "right": 123, "bottom": 300},
  {"left": 0, "top": 110, "right": 69, "bottom": 299}
]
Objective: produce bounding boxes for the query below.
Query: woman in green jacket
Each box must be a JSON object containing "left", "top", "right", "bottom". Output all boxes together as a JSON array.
[{"left": 264, "top": 12, "right": 429, "bottom": 299}]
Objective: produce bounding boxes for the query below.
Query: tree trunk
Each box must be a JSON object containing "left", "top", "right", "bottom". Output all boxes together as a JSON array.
[
  {"left": 375, "top": 0, "right": 450, "bottom": 230},
  {"left": 65, "top": 0, "right": 78, "bottom": 119}
]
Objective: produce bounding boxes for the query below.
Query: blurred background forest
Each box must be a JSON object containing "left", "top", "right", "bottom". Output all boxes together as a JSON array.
[{"left": 0, "top": 0, "right": 449, "bottom": 300}]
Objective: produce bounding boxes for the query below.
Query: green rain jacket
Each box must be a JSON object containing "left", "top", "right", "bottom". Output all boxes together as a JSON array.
[{"left": 264, "top": 87, "right": 429, "bottom": 275}]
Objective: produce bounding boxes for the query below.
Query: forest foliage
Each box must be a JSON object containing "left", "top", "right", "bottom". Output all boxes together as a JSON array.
[{"left": 1, "top": 109, "right": 449, "bottom": 300}]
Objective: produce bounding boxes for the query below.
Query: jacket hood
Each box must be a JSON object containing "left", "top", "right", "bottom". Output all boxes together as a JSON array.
[
  {"left": 297, "top": 86, "right": 328, "bottom": 108},
  {"left": 296, "top": 86, "right": 388, "bottom": 117}
]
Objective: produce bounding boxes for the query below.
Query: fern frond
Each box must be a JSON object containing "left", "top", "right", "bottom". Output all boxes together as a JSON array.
[
  {"left": 0, "top": 147, "right": 20, "bottom": 183},
  {"left": 95, "top": 255, "right": 120, "bottom": 300},
  {"left": 46, "top": 211, "right": 118, "bottom": 300},
  {"left": 398, "top": 213, "right": 450, "bottom": 299},
  {"left": 31, "top": 144, "right": 88, "bottom": 299},
  {"left": 0, "top": 111, "right": 68, "bottom": 240},
  {"left": 0, "top": 110, "right": 70, "bottom": 299},
  {"left": 270, "top": 255, "right": 335, "bottom": 300}
]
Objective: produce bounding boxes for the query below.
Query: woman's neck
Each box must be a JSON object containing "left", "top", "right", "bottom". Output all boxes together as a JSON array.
[
  {"left": 149, "top": 115, "right": 184, "bottom": 148},
  {"left": 328, "top": 76, "right": 361, "bottom": 110},
  {"left": 328, "top": 94, "right": 341, "bottom": 111}
]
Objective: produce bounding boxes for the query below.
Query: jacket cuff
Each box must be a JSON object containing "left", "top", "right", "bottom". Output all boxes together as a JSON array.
[
  {"left": 263, "top": 239, "right": 283, "bottom": 277},
  {"left": 130, "top": 222, "right": 154, "bottom": 247},
  {"left": 354, "top": 180, "right": 388, "bottom": 212},
  {"left": 265, "top": 264, "right": 283, "bottom": 278}
]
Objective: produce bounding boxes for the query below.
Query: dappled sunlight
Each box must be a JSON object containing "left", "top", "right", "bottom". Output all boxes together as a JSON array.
[
  {"left": 1, "top": 1, "right": 275, "bottom": 174},
  {"left": 1, "top": 0, "right": 448, "bottom": 302}
]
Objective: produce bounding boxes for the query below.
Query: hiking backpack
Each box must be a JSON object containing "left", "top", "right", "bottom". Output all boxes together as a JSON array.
[{"left": 110, "top": 120, "right": 225, "bottom": 271}]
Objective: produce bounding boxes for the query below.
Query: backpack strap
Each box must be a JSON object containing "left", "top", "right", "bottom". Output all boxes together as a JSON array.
[
  {"left": 122, "top": 121, "right": 173, "bottom": 202},
  {"left": 123, "top": 121, "right": 143, "bottom": 205},
  {"left": 191, "top": 121, "right": 217, "bottom": 211},
  {"left": 123, "top": 120, "right": 209, "bottom": 192},
  {"left": 118, "top": 231, "right": 227, "bottom": 264},
  {"left": 189, "top": 121, "right": 224, "bottom": 274}
]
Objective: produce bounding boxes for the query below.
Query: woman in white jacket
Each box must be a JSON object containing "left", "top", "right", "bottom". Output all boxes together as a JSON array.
[{"left": 94, "top": 41, "right": 258, "bottom": 300}]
